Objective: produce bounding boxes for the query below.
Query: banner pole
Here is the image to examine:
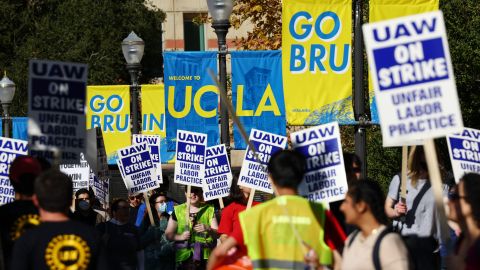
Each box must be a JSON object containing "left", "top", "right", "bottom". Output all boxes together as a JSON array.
[
  {"left": 143, "top": 192, "right": 155, "bottom": 226},
  {"left": 423, "top": 139, "right": 449, "bottom": 245}
]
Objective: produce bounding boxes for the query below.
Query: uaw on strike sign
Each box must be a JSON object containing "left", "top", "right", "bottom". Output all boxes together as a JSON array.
[
  {"left": 117, "top": 143, "right": 159, "bottom": 195},
  {"left": 291, "top": 122, "right": 347, "bottom": 203},
  {"left": 28, "top": 60, "right": 87, "bottom": 163},
  {"left": 174, "top": 130, "right": 207, "bottom": 187},
  {"left": 238, "top": 129, "right": 287, "bottom": 194},
  {"left": 447, "top": 128, "right": 480, "bottom": 182},
  {"left": 363, "top": 11, "right": 463, "bottom": 146}
]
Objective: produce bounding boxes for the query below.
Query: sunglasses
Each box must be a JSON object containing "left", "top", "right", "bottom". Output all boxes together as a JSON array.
[
  {"left": 448, "top": 192, "right": 467, "bottom": 201},
  {"left": 352, "top": 167, "right": 361, "bottom": 173}
]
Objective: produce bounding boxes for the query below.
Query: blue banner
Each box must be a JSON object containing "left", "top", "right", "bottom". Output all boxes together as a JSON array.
[
  {"left": 231, "top": 51, "right": 287, "bottom": 149},
  {"left": 164, "top": 52, "right": 219, "bottom": 151}
]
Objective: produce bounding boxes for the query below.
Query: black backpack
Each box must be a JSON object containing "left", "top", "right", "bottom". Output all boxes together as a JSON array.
[{"left": 347, "top": 228, "right": 392, "bottom": 270}]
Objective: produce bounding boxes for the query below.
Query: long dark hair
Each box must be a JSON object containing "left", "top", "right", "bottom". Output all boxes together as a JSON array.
[
  {"left": 347, "top": 180, "right": 388, "bottom": 225},
  {"left": 461, "top": 173, "right": 480, "bottom": 225}
]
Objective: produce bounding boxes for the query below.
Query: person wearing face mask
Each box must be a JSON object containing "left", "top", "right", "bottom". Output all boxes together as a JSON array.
[
  {"left": 140, "top": 192, "right": 175, "bottom": 270},
  {"left": 72, "top": 188, "right": 100, "bottom": 226}
]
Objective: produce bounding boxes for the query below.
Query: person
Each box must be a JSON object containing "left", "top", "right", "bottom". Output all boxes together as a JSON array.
[
  {"left": 447, "top": 173, "right": 480, "bottom": 269},
  {"left": 384, "top": 145, "right": 447, "bottom": 269},
  {"left": 141, "top": 192, "right": 175, "bottom": 270},
  {"left": 0, "top": 156, "right": 43, "bottom": 270},
  {"left": 97, "top": 198, "right": 144, "bottom": 270},
  {"left": 330, "top": 152, "right": 363, "bottom": 234},
  {"left": 72, "top": 188, "right": 100, "bottom": 226},
  {"left": 165, "top": 186, "right": 218, "bottom": 270},
  {"left": 341, "top": 180, "right": 409, "bottom": 270},
  {"left": 129, "top": 193, "right": 147, "bottom": 227},
  {"left": 207, "top": 150, "right": 346, "bottom": 270},
  {"left": 10, "top": 169, "right": 102, "bottom": 269},
  {"left": 218, "top": 179, "right": 258, "bottom": 243}
]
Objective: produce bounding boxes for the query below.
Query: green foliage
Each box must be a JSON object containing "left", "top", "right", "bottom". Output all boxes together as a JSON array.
[{"left": 0, "top": 0, "right": 165, "bottom": 116}]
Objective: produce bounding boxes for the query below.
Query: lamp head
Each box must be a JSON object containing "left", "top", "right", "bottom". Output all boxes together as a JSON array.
[
  {"left": 122, "top": 31, "right": 145, "bottom": 65},
  {"left": 207, "top": 0, "right": 233, "bottom": 23},
  {"left": 0, "top": 72, "right": 15, "bottom": 104}
]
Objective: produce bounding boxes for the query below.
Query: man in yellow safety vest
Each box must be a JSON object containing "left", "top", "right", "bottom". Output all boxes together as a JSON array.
[{"left": 207, "top": 150, "right": 346, "bottom": 270}]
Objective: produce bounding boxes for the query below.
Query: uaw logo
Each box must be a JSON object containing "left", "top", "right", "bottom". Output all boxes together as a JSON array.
[
  {"left": 10, "top": 214, "right": 41, "bottom": 241},
  {"left": 45, "top": 234, "right": 91, "bottom": 270}
]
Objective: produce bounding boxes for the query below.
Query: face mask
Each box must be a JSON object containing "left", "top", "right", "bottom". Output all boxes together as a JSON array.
[
  {"left": 78, "top": 200, "right": 90, "bottom": 211},
  {"left": 157, "top": 202, "right": 167, "bottom": 213}
]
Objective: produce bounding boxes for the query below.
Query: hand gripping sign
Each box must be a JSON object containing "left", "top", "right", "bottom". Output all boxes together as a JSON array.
[
  {"left": 202, "top": 144, "right": 232, "bottom": 201},
  {"left": 238, "top": 129, "right": 287, "bottom": 194},
  {"left": 291, "top": 122, "right": 348, "bottom": 203},
  {"left": 0, "top": 138, "right": 28, "bottom": 205},
  {"left": 447, "top": 128, "right": 480, "bottom": 183},
  {"left": 117, "top": 143, "right": 159, "bottom": 195},
  {"left": 174, "top": 130, "right": 207, "bottom": 187},
  {"left": 363, "top": 11, "right": 463, "bottom": 147},
  {"left": 133, "top": 135, "right": 163, "bottom": 184}
]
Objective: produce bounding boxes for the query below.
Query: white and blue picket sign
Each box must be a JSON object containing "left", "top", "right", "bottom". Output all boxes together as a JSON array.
[
  {"left": 174, "top": 130, "right": 207, "bottom": 187},
  {"left": 0, "top": 138, "right": 28, "bottom": 205},
  {"left": 133, "top": 135, "right": 163, "bottom": 184},
  {"left": 59, "top": 162, "right": 90, "bottom": 193},
  {"left": 447, "top": 128, "right": 480, "bottom": 183},
  {"left": 28, "top": 60, "right": 88, "bottom": 163},
  {"left": 238, "top": 129, "right": 287, "bottom": 194},
  {"left": 363, "top": 11, "right": 463, "bottom": 147},
  {"left": 291, "top": 122, "right": 348, "bottom": 203},
  {"left": 117, "top": 143, "right": 158, "bottom": 195},
  {"left": 203, "top": 144, "right": 232, "bottom": 201}
]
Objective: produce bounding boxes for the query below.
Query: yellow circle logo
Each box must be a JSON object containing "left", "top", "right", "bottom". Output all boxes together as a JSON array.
[
  {"left": 45, "top": 234, "right": 91, "bottom": 270},
  {"left": 10, "top": 214, "right": 41, "bottom": 241}
]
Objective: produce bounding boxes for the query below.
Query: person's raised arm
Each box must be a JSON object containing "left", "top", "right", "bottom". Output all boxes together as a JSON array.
[{"left": 165, "top": 216, "right": 190, "bottom": 241}]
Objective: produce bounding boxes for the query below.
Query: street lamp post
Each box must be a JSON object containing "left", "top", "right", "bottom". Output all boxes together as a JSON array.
[
  {"left": 207, "top": 0, "right": 233, "bottom": 158},
  {"left": 122, "top": 31, "right": 145, "bottom": 135},
  {"left": 0, "top": 72, "right": 15, "bottom": 138}
]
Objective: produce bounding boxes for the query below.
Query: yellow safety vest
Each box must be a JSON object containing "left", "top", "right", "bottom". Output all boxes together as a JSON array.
[
  {"left": 174, "top": 203, "right": 215, "bottom": 263},
  {"left": 239, "top": 195, "right": 332, "bottom": 269}
]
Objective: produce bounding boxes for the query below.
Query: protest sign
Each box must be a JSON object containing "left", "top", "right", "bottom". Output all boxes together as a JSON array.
[
  {"left": 291, "top": 122, "right": 348, "bottom": 203},
  {"left": 203, "top": 144, "right": 232, "bottom": 201},
  {"left": 363, "top": 11, "right": 463, "bottom": 146},
  {"left": 0, "top": 138, "right": 28, "bottom": 205},
  {"left": 59, "top": 162, "right": 90, "bottom": 193},
  {"left": 238, "top": 129, "right": 287, "bottom": 194},
  {"left": 174, "top": 130, "right": 207, "bottom": 187},
  {"left": 133, "top": 134, "right": 163, "bottom": 184},
  {"left": 28, "top": 60, "right": 87, "bottom": 163},
  {"left": 93, "top": 175, "right": 109, "bottom": 206},
  {"left": 447, "top": 128, "right": 480, "bottom": 182},
  {"left": 117, "top": 143, "right": 158, "bottom": 195}
]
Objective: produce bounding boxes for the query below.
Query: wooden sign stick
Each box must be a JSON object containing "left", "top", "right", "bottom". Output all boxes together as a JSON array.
[
  {"left": 400, "top": 146, "right": 408, "bottom": 202},
  {"left": 185, "top": 185, "right": 191, "bottom": 231},
  {"left": 423, "top": 139, "right": 449, "bottom": 245},
  {"left": 143, "top": 191, "right": 155, "bottom": 226},
  {"left": 218, "top": 197, "right": 224, "bottom": 209}
]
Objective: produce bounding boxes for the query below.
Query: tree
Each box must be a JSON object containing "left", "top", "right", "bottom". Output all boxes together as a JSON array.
[
  {"left": 230, "top": 0, "right": 480, "bottom": 189},
  {"left": 0, "top": 0, "right": 165, "bottom": 116}
]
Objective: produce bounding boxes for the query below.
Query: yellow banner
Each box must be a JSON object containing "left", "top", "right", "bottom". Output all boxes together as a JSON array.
[
  {"left": 370, "top": 0, "right": 439, "bottom": 22},
  {"left": 141, "top": 84, "right": 175, "bottom": 163},
  {"left": 282, "top": 0, "right": 353, "bottom": 125},
  {"left": 86, "top": 85, "right": 131, "bottom": 164}
]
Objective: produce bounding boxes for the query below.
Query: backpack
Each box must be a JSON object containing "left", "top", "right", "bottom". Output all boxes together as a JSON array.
[{"left": 347, "top": 228, "right": 392, "bottom": 270}]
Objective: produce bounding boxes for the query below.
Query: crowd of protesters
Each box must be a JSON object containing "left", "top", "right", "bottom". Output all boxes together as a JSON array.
[{"left": 0, "top": 147, "right": 479, "bottom": 270}]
